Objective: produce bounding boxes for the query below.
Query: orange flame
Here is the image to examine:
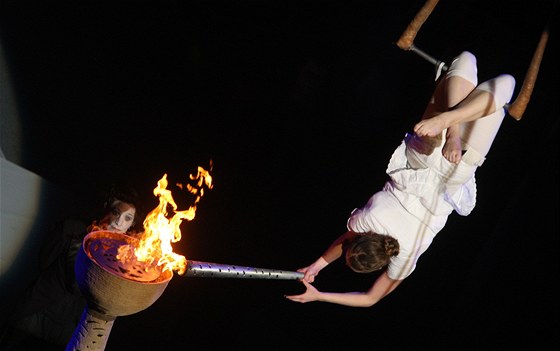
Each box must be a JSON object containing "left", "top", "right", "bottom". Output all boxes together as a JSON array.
[{"left": 119, "top": 164, "right": 213, "bottom": 276}]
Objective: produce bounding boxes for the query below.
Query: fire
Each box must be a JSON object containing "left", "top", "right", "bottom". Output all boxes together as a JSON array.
[{"left": 117, "top": 164, "right": 213, "bottom": 276}]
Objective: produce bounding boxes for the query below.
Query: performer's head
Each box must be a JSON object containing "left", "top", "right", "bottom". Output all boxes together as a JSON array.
[
  {"left": 98, "top": 182, "right": 143, "bottom": 234},
  {"left": 344, "top": 233, "right": 399, "bottom": 273}
]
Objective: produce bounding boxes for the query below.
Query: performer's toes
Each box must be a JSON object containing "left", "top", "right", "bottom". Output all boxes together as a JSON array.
[
  {"left": 414, "top": 120, "right": 440, "bottom": 137},
  {"left": 442, "top": 140, "right": 462, "bottom": 164},
  {"left": 443, "top": 150, "right": 462, "bottom": 164}
]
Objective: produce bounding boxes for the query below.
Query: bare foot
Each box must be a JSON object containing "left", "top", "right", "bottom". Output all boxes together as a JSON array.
[
  {"left": 442, "top": 124, "right": 463, "bottom": 164},
  {"left": 442, "top": 132, "right": 462, "bottom": 164},
  {"left": 414, "top": 115, "right": 448, "bottom": 137}
]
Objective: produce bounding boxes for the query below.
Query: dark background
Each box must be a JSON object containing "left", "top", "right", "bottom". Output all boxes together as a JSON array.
[{"left": 1, "top": 0, "right": 558, "bottom": 349}]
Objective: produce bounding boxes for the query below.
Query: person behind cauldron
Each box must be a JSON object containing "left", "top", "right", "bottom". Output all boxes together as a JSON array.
[{"left": 0, "top": 182, "right": 143, "bottom": 350}]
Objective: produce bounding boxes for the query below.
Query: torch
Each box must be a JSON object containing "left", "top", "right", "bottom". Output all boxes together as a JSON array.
[
  {"left": 66, "top": 230, "right": 303, "bottom": 351},
  {"left": 65, "top": 165, "right": 304, "bottom": 350}
]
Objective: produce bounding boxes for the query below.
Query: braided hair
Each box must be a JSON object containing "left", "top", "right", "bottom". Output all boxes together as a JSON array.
[{"left": 345, "top": 233, "right": 400, "bottom": 273}]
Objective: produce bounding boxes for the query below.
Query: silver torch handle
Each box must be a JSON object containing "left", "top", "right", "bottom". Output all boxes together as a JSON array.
[{"left": 185, "top": 260, "right": 304, "bottom": 280}]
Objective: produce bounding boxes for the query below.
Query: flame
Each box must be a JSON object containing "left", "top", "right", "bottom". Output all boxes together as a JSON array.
[{"left": 118, "top": 164, "right": 213, "bottom": 276}]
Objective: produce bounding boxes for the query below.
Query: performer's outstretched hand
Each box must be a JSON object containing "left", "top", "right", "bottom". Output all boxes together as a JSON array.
[{"left": 285, "top": 280, "right": 320, "bottom": 303}]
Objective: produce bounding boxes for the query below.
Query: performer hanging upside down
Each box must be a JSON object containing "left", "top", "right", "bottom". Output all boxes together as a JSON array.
[{"left": 285, "top": 51, "right": 516, "bottom": 307}]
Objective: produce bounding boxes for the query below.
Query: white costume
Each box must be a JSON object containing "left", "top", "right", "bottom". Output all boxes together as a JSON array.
[{"left": 347, "top": 52, "right": 516, "bottom": 280}]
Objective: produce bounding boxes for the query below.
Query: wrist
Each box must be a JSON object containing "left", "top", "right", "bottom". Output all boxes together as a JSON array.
[{"left": 317, "top": 256, "right": 329, "bottom": 268}]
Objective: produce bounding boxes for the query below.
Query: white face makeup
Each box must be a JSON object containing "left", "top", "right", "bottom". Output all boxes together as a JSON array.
[{"left": 103, "top": 200, "right": 137, "bottom": 233}]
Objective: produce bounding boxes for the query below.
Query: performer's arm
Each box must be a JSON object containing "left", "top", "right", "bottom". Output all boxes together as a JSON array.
[
  {"left": 286, "top": 271, "right": 402, "bottom": 308},
  {"left": 298, "top": 231, "right": 358, "bottom": 283}
]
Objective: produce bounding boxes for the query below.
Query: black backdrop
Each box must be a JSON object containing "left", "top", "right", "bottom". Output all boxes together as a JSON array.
[{"left": 1, "top": 1, "right": 558, "bottom": 349}]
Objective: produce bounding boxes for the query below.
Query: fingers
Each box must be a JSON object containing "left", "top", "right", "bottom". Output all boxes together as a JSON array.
[
  {"left": 305, "top": 274, "right": 314, "bottom": 283},
  {"left": 296, "top": 265, "right": 319, "bottom": 283},
  {"left": 303, "top": 272, "right": 316, "bottom": 283},
  {"left": 285, "top": 280, "right": 312, "bottom": 303},
  {"left": 285, "top": 295, "right": 306, "bottom": 303}
]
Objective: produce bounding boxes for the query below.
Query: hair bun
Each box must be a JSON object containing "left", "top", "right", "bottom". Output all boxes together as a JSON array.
[{"left": 383, "top": 236, "right": 400, "bottom": 257}]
